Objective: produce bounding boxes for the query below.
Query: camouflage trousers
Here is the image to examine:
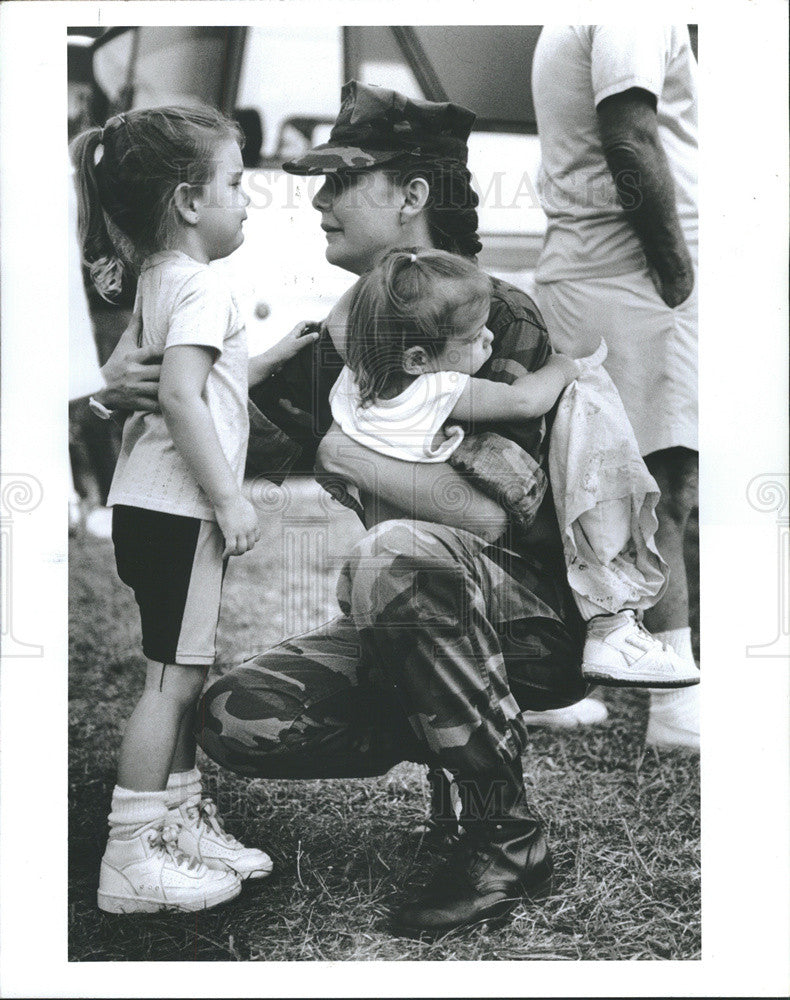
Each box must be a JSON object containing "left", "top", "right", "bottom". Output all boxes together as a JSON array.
[{"left": 198, "top": 520, "right": 586, "bottom": 783}]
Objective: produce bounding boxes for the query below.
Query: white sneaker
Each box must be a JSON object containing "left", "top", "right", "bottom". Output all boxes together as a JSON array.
[
  {"left": 169, "top": 796, "right": 273, "bottom": 881},
  {"left": 582, "top": 612, "right": 700, "bottom": 688},
  {"left": 97, "top": 820, "right": 241, "bottom": 914},
  {"left": 521, "top": 696, "right": 609, "bottom": 730},
  {"left": 646, "top": 686, "right": 700, "bottom": 751}
]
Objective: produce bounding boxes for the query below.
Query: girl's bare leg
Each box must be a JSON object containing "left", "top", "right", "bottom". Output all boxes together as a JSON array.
[{"left": 116, "top": 659, "right": 205, "bottom": 791}]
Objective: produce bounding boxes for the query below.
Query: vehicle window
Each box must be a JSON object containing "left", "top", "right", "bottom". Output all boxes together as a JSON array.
[
  {"left": 351, "top": 26, "right": 541, "bottom": 133},
  {"left": 93, "top": 27, "right": 232, "bottom": 111},
  {"left": 349, "top": 27, "right": 546, "bottom": 249},
  {"left": 236, "top": 26, "right": 342, "bottom": 163},
  {"left": 410, "top": 26, "right": 540, "bottom": 132},
  {"left": 347, "top": 26, "right": 422, "bottom": 98}
]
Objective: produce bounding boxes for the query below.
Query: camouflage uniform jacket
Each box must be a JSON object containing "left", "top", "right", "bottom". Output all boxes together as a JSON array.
[{"left": 248, "top": 276, "right": 561, "bottom": 553}]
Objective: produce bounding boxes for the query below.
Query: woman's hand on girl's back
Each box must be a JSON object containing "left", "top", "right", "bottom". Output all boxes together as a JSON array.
[{"left": 98, "top": 308, "right": 163, "bottom": 412}]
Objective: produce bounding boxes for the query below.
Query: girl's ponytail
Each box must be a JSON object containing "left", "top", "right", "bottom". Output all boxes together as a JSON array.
[
  {"left": 69, "top": 127, "right": 128, "bottom": 300},
  {"left": 379, "top": 249, "right": 420, "bottom": 312},
  {"left": 69, "top": 106, "right": 241, "bottom": 302}
]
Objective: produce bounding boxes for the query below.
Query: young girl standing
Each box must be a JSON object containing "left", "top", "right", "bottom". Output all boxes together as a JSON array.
[
  {"left": 72, "top": 106, "right": 318, "bottom": 913},
  {"left": 326, "top": 248, "right": 700, "bottom": 690}
]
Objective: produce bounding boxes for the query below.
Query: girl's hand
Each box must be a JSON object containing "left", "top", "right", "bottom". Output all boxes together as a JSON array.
[
  {"left": 248, "top": 321, "right": 323, "bottom": 387},
  {"left": 99, "top": 308, "right": 163, "bottom": 412},
  {"left": 269, "top": 321, "right": 322, "bottom": 367},
  {"left": 215, "top": 494, "right": 261, "bottom": 557}
]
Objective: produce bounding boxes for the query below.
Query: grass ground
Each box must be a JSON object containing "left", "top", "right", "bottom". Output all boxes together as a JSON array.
[{"left": 69, "top": 478, "right": 700, "bottom": 961}]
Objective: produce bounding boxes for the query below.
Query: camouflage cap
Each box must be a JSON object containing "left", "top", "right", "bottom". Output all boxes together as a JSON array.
[{"left": 283, "top": 80, "right": 476, "bottom": 175}]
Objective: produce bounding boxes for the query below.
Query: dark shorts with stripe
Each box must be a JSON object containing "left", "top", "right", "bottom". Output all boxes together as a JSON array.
[{"left": 112, "top": 505, "right": 226, "bottom": 666}]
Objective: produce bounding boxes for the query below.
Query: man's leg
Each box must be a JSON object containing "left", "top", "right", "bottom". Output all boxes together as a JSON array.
[
  {"left": 643, "top": 447, "right": 699, "bottom": 633},
  {"left": 338, "top": 519, "right": 583, "bottom": 934},
  {"left": 535, "top": 271, "right": 699, "bottom": 733},
  {"left": 643, "top": 447, "right": 700, "bottom": 749}
]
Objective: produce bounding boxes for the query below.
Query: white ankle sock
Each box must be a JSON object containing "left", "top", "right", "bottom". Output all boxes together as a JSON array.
[
  {"left": 649, "top": 627, "right": 696, "bottom": 706},
  {"left": 165, "top": 767, "right": 202, "bottom": 809},
  {"left": 107, "top": 786, "right": 169, "bottom": 840},
  {"left": 653, "top": 625, "right": 694, "bottom": 662}
]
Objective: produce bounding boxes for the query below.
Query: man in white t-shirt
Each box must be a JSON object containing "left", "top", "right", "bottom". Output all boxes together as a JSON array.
[{"left": 532, "top": 25, "right": 699, "bottom": 748}]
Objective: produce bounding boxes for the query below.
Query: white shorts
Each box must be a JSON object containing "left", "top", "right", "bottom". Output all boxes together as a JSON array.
[{"left": 536, "top": 267, "right": 698, "bottom": 457}]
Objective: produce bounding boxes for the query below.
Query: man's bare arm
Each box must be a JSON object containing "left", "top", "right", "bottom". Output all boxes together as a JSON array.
[{"left": 597, "top": 87, "right": 694, "bottom": 307}]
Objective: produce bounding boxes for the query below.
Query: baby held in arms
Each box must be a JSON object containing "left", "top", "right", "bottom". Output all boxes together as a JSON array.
[{"left": 321, "top": 248, "right": 700, "bottom": 690}]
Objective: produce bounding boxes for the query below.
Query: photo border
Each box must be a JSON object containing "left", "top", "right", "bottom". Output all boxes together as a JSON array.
[{"left": 1, "top": 0, "right": 788, "bottom": 996}]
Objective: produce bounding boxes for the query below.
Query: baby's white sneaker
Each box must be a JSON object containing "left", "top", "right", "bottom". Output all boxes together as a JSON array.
[
  {"left": 169, "top": 795, "right": 273, "bottom": 881},
  {"left": 97, "top": 819, "right": 241, "bottom": 914},
  {"left": 581, "top": 611, "right": 700, "bottom": 688}
]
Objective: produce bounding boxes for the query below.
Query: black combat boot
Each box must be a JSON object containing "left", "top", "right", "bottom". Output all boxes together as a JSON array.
[
  {"left": 409, "top": 767, "right": 460, "bottom": 850},
  {"left": 391, "top": 759, "right": 553, "bottom": 937}
]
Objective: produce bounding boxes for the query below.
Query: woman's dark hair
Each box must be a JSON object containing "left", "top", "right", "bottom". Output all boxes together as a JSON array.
[
  {"left": 70, "top": 105, "right": 242, "bottom": 299},
  {"left": 386, "top": 157, "right": 483, "bottom": 260},
  {"left": 346, "top": 247, "right": 491, "bottom": 406}
]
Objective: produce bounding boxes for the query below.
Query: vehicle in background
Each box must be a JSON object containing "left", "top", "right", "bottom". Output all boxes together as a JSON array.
[
  {"left": 71, "top": 25, "right": 547, "bottom": 356},
  {"left": 74, "top": 24, "right": 697, "bottom": 353}
]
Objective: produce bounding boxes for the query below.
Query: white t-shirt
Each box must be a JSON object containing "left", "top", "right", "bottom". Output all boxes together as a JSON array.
[
  {"left": 329, "top": 365, "right": 470, "bottom": 463},
  {"left": 108, "top": 251, "right": 249, "bottom": 521},
  {"left": 533, "top": 24, "right": 697, "bottom": 283}
]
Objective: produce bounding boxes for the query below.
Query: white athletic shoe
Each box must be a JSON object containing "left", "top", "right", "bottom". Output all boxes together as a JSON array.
[
  {"left": 97, "top": 820, "right": 241, "bottom": 914},
  {"left": 581, "top": 612, "right": 700, "bottom": 688},
  {"left": 521, "top": 696, "right": 609, "bottom": 730},
  {"left": 646, "top": 686, "right": 700, "bottom": 751},
  {"left": 169, "top": 795, "right": 273, "bottom": 881}
]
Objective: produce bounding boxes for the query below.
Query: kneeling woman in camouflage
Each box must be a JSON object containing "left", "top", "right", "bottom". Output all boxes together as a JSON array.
[{"left": 187, "top": 83, "right": 587, "bottom": 937}]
